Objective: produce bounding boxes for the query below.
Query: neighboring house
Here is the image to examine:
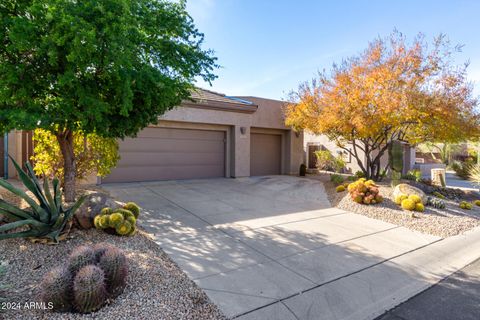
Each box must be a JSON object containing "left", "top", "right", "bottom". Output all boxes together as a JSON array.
[{"left": 304, "top": 132, "right": 416, "bottom": 175}]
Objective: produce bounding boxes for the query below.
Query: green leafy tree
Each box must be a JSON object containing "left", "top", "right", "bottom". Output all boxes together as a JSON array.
[
  {"left": 32, "top": 129, "right": 119, "bottom": 182},
  {"left": 0, "top": 0, "right": 217, "bottom": 201}
]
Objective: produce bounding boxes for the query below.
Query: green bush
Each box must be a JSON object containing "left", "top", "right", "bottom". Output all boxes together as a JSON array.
[
  {"left": 315, "top": 150, "right": 346, "bottom": 173},
  {"left": 451, "top": 160, "right": 473, "bottom": 179},
  {"left": 354, "top": 171, "right": 365, "bottom": 179},
  {"left": 402, "top": 169, "right": 422, "bottom": 182},
  {"left": 0, "top": 158, "right": 85, "bottom": 242},
  {"left": 330, "top": 174, "right": 344, "bottom": 185}
]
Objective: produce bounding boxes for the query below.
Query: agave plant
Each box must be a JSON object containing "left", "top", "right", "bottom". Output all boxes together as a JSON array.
[
  {"left": 0, "top": 157, "right": 85, "bottom": 242},
  {"left": 468, "top": 164, "right": 480, "bottom": 190}
]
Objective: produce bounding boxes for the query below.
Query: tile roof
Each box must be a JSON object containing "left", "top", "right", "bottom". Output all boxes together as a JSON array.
[{"left": 190, "top": 88, "right": 255, "bottom": 106}]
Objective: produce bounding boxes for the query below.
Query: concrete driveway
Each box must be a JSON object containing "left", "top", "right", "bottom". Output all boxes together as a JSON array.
[{"left": 102, "top": 176, "right": 480, "bottom": 320}]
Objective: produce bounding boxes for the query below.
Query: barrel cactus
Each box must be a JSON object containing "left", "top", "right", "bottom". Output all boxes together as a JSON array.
[
  {"left": 73, "top": 265, "right": 108, "bottom": 313},
  {"left": 98, "top": 247, "right": 128, "bottom": 297},
  {"left": 123, "top": 202, "right": 140, "bottom": 218},
  {"left": 93, "top": 242, "right": 114, "bottom": 262},
  {"left": 115, "top": 221, "right": 132, "bottom": 236},
  {"left": 93, "top": 204, "right": 139, "bottom": 236},
  {"left": 100, "top": 207, "right": 113, "bottom": 216},
  {"left": 108, "top": 212, "right": 124, "bottom": 228},
  {"left": 426, "top": 196, "right": 446, "bottom": 209},
  {"left": 39, "top": 244, "right": 128, "bottom": 314},
  {"left": 39, "top": 266, "right": 73, "bottom": 312},
  {"left": 68, "top": 246, "right": 96, "bottom": 275}
]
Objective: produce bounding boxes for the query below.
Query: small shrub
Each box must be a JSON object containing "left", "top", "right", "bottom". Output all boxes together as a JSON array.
[
  {"left": 432, "top": 191, "right": 446, "bottom": 199},
  {"left": 315, "top": 150, "right": 345, "bottom": 173},
  {"left": 354, "top": 171, "right": 365, "bottom": 179},
  {"left": 330, "top": 174, "right": 344, "bottom": 185},
  {"left": 401, "top": 199, "right": 416, "bottom": 211},
  {"left": 315, "top": 150, "right": 336, "bottom": 171},
  {"left": 347, "top": 178, "right": 382, "bottom": 205},
  {"left": 347, "top": 175, "right": 357, "bottom": 181},
  {"left": 402, "top": 170, "right": 421, "bottom": 182},
  {"left": 475, "top": 200, "right": 480, "bottom": 206},
  {"left": 452, "top": 160, "right": 473, "bottom": 179},
  {"left": 336, "top": 185, "right": 346, "bottom": 192},
  {"left": 459, "top": 201, "right": 473, "bottom": 210},
  {"left": 468, "top": 164, "right": 480, "bottom": 187}
]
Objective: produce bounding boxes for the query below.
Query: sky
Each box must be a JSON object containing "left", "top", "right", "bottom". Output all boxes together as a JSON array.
[{"left": 186, "top": 0, "right": 480, "bottom": 100}]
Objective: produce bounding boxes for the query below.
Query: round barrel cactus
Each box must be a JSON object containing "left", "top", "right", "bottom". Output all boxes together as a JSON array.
[
  {"left": 98, "top": 247, "right": 129, "bottom": 297},
  {"left": 68, "top": 245, "right": 96, "bottom": 276},
  {"left": 39, "top": 266, "right": 73, "bottom": 312},
  {"left": 73, "top": 265, "right": 107, "bottom": 313},
  {"left": 92, "top": 242, "right": 114, "bottom": 262},
  {"left": 123, "top": 202, "right": 140, "bottom": 218}
]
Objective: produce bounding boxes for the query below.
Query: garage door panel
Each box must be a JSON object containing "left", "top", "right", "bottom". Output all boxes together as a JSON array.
[
  {"left": 103, "top": 127, "right": 225, "bottom": 183},
  {"left": 115, "top": 152, "right": 225, "bottom": 167},
  {"left": 250, "top": 133, "right": 282, "bottom": 176},
  {"left": 118, "top": 138, "right": 224, "bottom": 154},
  {"left": 104, "top": 164, "right": 225, "bottom": 183},
  {"left": 136, "top": 127, "right": 224, "bottom": 140}
]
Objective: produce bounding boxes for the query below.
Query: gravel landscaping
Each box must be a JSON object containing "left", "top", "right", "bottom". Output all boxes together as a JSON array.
[
  {"left": 1, "top": 228, "right": 226, "bottom": 320},
  {"left": 316, "top": 174, "right": 480, "bottom": 238}
]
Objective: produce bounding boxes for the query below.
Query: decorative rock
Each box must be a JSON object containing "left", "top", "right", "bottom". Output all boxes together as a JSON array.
[
  {"left": 393, "top": 183, "right": 427, "bottom": 204},
  {"left": 75, "top": 192, "right": 119, "bottom": 229}
]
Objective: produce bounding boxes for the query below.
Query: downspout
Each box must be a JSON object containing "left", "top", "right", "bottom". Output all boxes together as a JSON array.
[{"left": 3, "top": 133, "right": 8, "bottom": 179}]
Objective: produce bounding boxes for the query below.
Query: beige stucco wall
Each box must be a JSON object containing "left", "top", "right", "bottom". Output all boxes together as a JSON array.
[
  {"left": 304, "top": 132, "right": 366, "bottom": 173},
  {"left": 159, "top": 96, "right": 303, "bottom": 177}
]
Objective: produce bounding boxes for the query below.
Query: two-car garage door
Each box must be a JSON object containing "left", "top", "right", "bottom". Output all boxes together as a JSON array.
[{"left": 103, "top": 127, "right": 225, "bottom": 183}]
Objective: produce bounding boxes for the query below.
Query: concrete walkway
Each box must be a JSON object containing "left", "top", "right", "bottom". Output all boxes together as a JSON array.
[{"left": 102, "top": 176, "right": 480, "bottom": 320}]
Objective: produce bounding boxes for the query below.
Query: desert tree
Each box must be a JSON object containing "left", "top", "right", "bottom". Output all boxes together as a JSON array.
[
  {"left": 0, "top": 0, "right": 217, "bottom": 200},
  {"left": 285, "top": 31, "right": 479, "bottom": 180}
]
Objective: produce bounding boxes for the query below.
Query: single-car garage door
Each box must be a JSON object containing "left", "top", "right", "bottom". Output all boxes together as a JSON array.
[
  {"left": 250, "top": 132, "right": 282, "bottom": 176},
  {"left": 103, "top": 127, "right": 225, "bottom": 183}
]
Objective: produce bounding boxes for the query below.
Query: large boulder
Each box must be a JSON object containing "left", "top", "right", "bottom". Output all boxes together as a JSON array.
[
  {"left": 393, "top": 183, "right": 427, "bottom": 204},
  {"left": 75, "top": 192, "right": 119, "bottom": 229}
]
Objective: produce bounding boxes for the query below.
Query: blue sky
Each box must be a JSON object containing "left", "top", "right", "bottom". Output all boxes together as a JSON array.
[{"left": 186, "top": 0, "right": 480, "bottom": 100}]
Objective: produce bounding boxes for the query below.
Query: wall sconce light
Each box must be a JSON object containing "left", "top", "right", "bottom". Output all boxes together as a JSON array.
[
  {"left": 295, "top": 131, "right": 301, "bottom": 138},
  {"left": 240, "top": 127, "right": 247, "bottom": 135}
]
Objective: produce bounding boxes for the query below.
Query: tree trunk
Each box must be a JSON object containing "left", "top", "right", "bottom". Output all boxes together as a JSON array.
[{"left": 56, "top": 130, "right": 76, "bottom": 202}]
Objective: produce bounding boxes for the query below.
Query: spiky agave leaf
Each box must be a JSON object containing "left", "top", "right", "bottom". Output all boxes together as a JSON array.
[{"left": 0, "top": 158, "right": 85, "bottom": 242}]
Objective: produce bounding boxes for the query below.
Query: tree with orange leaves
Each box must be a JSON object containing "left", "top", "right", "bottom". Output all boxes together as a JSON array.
[{"left": 285, "top": 32, "right": 479, "bottom": 180}]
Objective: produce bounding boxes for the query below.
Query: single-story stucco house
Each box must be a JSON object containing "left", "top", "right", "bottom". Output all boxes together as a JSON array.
[
  {"left": 0, "top": 88, "right": 417, "bottom": 182},
  {"left": 0, "top": 89, "right": 304, "bottom": 183}
]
